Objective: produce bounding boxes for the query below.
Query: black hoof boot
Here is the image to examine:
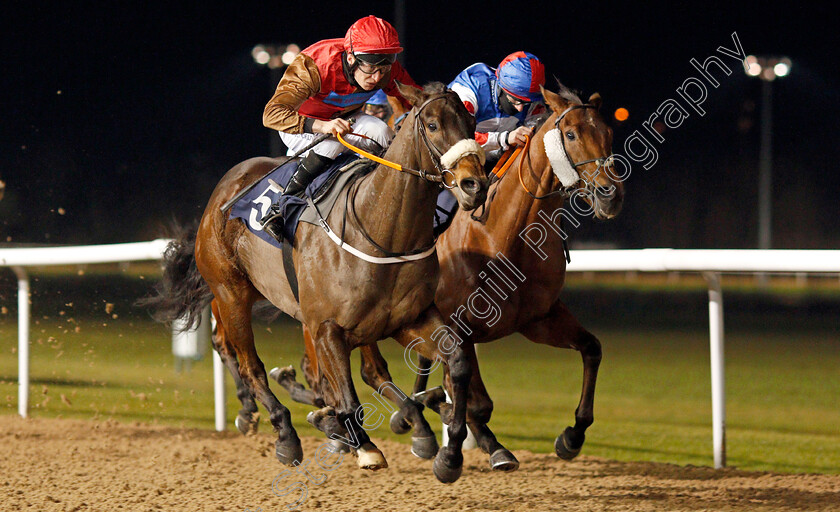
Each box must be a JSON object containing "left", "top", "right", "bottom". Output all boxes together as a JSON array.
[
  {"left": 433, "top": 447, "right": 463, "bottom": 484},
  {"left": 554, "top": 426, "right": 584, "bottom": 461},
  {"left": 234, "top": 411, "right": 259, "bottom": 435},
  {"left": 389, "top": 409, "right": 412, "bottom": 435},
  {"left": 489, "top": 448, "right": 519, "bottom": 471},
  {"left": 275, "top": 435, "right": 304, "bottom": 466},
  {"left": 410, "top": 435, "right": 439, "bottom": 460}
]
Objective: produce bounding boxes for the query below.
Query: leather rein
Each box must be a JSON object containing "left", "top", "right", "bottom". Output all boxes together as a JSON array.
[
  {"left": 337, "top": 93, "right": 457, "bottom": 190},
  {"left": 319, "top": 93, "right": 471, "bottom": 262}
]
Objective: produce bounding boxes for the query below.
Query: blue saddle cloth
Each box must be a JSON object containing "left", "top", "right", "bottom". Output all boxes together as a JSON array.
[
  {"left": 229, "top": 153, "right": 358, "bottom": 247},
  {"left": 433, "top": 189, "right": 459, "bottom": 236}
]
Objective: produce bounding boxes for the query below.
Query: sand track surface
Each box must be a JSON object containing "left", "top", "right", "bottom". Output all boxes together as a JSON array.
[{"left": 1, "top": 416, "right": 838, "bottom": 511}]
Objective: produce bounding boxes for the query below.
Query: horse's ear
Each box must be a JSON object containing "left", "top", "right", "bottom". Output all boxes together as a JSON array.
[
  {"left": 588, "top": 92, "right": 603, "bottom": 110},
  {"left": 396, "top": 81, "right": 424, "bottom": 107},
  {"left": 540, "top": 84, "right": 569, "bottom": 113}
]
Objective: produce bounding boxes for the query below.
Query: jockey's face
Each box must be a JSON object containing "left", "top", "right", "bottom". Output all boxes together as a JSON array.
[{"left": 347, "top": 53, "right": 388, "bottom": 91}]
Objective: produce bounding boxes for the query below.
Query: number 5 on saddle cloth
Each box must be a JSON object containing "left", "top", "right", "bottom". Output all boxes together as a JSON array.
[{"left": 229, "top": 154, "right": 371, "bottom": 247}]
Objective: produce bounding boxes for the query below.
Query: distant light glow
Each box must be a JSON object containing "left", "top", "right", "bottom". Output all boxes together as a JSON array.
[
  {"left": 281, "top": 50, "right": 297, "bottom": 65},
  {"left": 253, "top": 49, "right": 271, "bottom": 65},
  {"left": 744, "top": 55, "right": 792, "bottom": 81},
  {"left": 614, "top": 107, "right": 629, "bottom": 122},
  {"left": 761, "top": 67, "right": 776, "bottom": 81},
  {"left": 287, "top": 44, "right": 300, "bottom": 53}
]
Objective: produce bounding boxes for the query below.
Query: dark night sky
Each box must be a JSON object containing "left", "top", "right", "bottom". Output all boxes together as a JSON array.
[{"left": 2, "top": 1, "right": 838, "bottom": 248}]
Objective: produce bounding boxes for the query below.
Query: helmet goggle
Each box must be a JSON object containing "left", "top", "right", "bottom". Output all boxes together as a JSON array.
[
  {"left": 354, "top": 52, "right": 396, "bottom": 75},
  {"left": 502, "top": 89, "right": 531, "bottom": 107}
]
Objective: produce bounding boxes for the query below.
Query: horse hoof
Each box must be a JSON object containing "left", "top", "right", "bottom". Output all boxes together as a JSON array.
[
  {"left": 389, "top": 409, "right": 412, "bottom": 435},
  {"left": 356, "top": 443, "right": 388, "bottom": 470},
  {"left": 410, "top": 435, "right": 439, "bottom": 460},
  {"left": 489, "top": 448, "right": 519, "bottom": 472},
  {"left": 328, "top": 438, "right": 352, "bottom": 454},
  {"left": 268, "top": 365, "right": 295, "bottom": 384},
  {"left": 306, "top": 406, "right": 335, "bottom": 430},
  {"left": 554, "top": 427, "right": 583, "bottom": 461},
  {"left": 234, "top": 412, "right": 259, "bottom": 436},
  {"left": 433, "top": 452, "right": 463, "bottom": 484},
  {"left": 275, "top": 438, "right": 304, "bottom": 466}
]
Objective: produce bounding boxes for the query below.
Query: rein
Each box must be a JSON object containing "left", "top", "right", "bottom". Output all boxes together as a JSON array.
[
  {"left": 336, "top": 93, "right": 458, "bottom": 190},
  {"left": 313, "top": 92, "right": 474, "bottom": 264}
]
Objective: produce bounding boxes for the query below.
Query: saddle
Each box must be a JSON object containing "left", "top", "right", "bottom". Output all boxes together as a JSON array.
[{"left": 229, "top": 154, "right": 375, "bottom": 247}]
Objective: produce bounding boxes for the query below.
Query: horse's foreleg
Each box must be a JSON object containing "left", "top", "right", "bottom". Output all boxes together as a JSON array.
[
  {"left": 520, "top": 299, "right": 601, "bottom": 460},
  {"left": 210, "top": 299, "right": 260, "bottom": 435},
  {"left": 311, "top": 320, "right": 387, "bottom": 471},
  {"left": 358, "top": 344, "right": 438, "bottom": 460},
  {"left": 394, "top": 306, "right": 471, "bottom": 484},
  {"left": 216, "top": 296, "right": 303, "bottom": 465}
]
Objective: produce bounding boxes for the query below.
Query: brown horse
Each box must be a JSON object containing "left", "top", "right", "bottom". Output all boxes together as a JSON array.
[
  {"left": 278, "top": 83, "right": 625, "bottom": 471},
  {"left": 144, "top": 82, "right": 489, "bottom": 483}
]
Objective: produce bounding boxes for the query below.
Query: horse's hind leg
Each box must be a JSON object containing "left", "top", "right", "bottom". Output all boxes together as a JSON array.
[
  {"left": 269, "top": 324, "right": 326, "bottom": 408},
  {"left": 359, "top": 344, "right": 439, "bottom": 460},
  {"left": 214, "top": 293, "right": 303, "bottom": 465},
  {"left": 520, "top": 299, "right": 601, "bottom": 460},
  {"left": 210, "top": 298, "right": 260, "bottom": 435}
]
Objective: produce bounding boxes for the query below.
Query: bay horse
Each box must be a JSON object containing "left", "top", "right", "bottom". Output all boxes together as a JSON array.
[
  {"left": 275, "top": 82, "right": 624, "bottom": 471},
  {"left": 144, "top": 82, "right": 489, "bottom": 483}
]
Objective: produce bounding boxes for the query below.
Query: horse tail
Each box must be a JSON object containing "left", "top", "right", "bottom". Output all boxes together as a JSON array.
[{"left": 138, "top": 222, "right": 214, "bottom": 331}]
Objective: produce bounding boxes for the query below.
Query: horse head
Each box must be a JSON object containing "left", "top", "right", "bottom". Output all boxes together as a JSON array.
[
  {"left": 396, "top": 82, "right": 488, "bottom": 211},
  {"left": 540, "top": 84, "right": 624, "bottom": 220}
]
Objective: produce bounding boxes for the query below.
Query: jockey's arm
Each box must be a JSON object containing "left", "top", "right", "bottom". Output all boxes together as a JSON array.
[
  {"left": 451, "top": 83, "right": 517, "bottom": 151},
  {"left": 262, "top": 54, "right": 321, "bottom": 134}
]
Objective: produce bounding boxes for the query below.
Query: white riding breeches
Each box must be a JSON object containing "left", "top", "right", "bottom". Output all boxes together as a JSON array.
[{"left": 279, "top": 114, "right": 395, "bottom": 159}]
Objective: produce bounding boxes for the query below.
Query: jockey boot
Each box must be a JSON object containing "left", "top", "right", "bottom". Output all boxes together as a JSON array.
[
  {"left": 284, "top": 152, "right": 333, "bottom": 197},
  {"left": 260, "top": 152, "right": 333, "bottom": 242}
]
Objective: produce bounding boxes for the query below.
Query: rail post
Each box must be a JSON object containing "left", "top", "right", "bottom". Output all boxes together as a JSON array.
[{"left": 703, "top": 271, "right": 726, "bottom": 468}]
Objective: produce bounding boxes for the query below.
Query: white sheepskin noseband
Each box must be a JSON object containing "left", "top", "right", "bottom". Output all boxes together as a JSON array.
[
  {"left": 441, "top": 139, "right": 485, "bottom": 170},
  {"left": 543, "top": 128, "right": 580, "bottom": 188}
]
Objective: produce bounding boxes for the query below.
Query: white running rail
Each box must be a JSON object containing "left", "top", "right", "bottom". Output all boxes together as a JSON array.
[{"left": 3, "top": 243, "right": 839, "bottom": 466}]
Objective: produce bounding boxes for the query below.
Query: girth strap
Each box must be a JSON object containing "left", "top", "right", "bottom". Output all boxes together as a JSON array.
[{"left": 282, "top": 239, "right": 300, "bottom": 303}]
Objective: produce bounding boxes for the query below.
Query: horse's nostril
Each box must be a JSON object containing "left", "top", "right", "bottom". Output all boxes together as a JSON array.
[{"left": 460, "top": 178, "right": 479, "bottom": 194}]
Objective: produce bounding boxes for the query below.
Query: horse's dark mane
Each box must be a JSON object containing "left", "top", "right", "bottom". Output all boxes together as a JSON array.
[
  {"left": 554, "top": 78, "right": 583, "bottom": 104},
  {"left": 423, "top": 81, "right": 448, "bottom": 94}
]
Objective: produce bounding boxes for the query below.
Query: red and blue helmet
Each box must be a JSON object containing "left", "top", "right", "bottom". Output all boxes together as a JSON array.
[{"left": 496, "top": 51, "right": 545, "bottom": 102}]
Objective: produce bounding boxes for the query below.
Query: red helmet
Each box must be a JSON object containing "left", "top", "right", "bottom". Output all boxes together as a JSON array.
[{"left": 344, "top": 16, "right": 403, "bottom": 55}]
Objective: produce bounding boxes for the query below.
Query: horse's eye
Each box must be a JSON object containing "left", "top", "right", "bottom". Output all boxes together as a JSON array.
[
  {"left": 566, "top": 131, "right": 576, "bottom": 141},
  {"left": 428, "top": 122, "right": 438, "bottom": 132}
]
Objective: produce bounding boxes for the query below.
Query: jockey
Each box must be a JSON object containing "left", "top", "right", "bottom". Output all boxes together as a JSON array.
[
  {"left": 433, "top": 52, "right": 546, "bottom": 236},
  {"left": 448, "top": 51, "right": 546, "bottom": 155},
  {"left": 363, "top": 89, "right": 393, "bottom": 122},
  {"left": 262, "top": 15, "right": 419, "bottom": 202}
]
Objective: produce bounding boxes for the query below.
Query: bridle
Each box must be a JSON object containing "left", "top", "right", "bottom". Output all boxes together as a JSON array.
[
  {"left": 517, "top": 103, "right": 615, "bottom": 200},
  {"left": 554, "top": 104, "right": 614, "bottom": 170},
  {"left": 326, "top": 91, "right": 479, "bottom": 260},
  {"left": 337, "top": 92, "right": 459, "bottom": 189}
]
